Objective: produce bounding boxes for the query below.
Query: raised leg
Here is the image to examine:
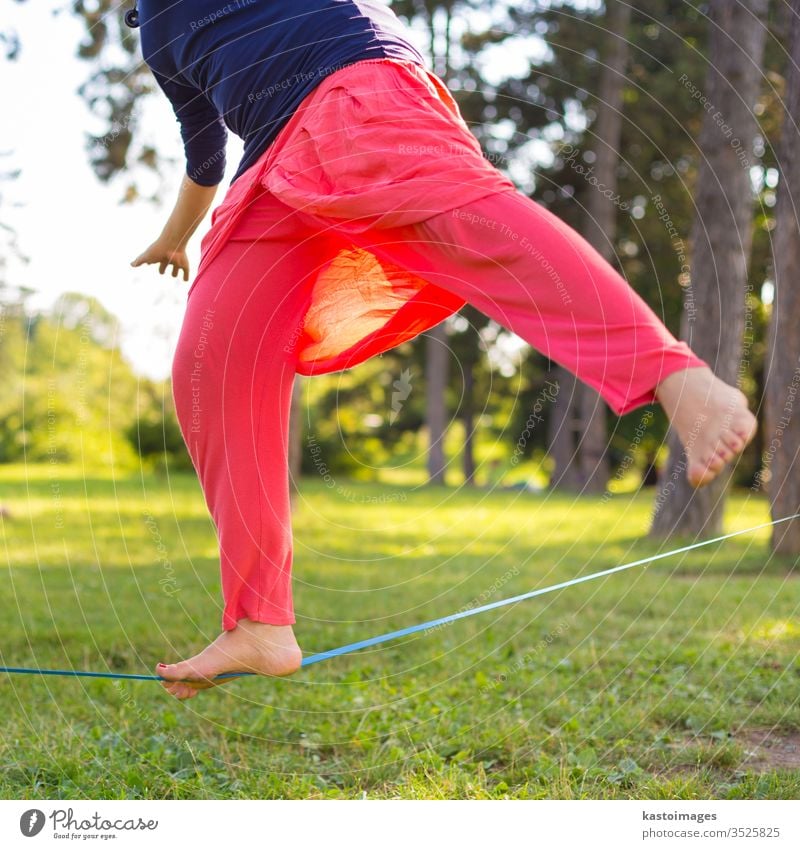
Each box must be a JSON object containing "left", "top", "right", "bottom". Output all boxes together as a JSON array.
[{"left": 351, "top": 187, "right": 755, "bottom": 484}]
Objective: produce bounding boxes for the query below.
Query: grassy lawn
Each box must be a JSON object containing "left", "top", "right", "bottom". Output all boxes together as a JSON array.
[{"left": 0, "top": 464, "right": 797, "bottom": 799}]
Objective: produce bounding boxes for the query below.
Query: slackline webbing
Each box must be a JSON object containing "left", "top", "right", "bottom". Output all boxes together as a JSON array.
[{"left": 1, "top": 513, "right": 797, "bottom": 682}]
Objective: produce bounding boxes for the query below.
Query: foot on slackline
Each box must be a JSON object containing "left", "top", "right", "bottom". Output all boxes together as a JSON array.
[
  {"left": 655, "top": 365, "right": 758, "bottom": 488},
  {"left": 156, "top": 620, "right": 302, "bottom": 700}
]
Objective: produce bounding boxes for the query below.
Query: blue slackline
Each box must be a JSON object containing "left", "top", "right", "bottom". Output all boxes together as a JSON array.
[{"left": 1, "top": 514, "right": 797, "bottom": 683}]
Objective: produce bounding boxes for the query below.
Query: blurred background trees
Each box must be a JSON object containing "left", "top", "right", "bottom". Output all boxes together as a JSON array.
[
  {"left": 2, "top": 0, "right": 799, "bottom": 555},
  {"left": 649, "top": 0, "right": 769, "bottom": 537}
]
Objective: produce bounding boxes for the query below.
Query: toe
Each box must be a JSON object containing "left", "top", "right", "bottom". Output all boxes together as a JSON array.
[
  {"left": 721, "top": 432, "right": 744, "bottom": 454},
  {"left": 688, "top": 462, "right": 705, "bottom": 487},
  {"left": 158, "top": 660, "right": 210, "bottom": 684},
  {"left": 689, "top": 453, "right": 725, "bottom": 487},
  {"left": 734, "top": 411, "right": 758, "bottom": 444},
  {"left": 708, "top": 452, "right": 726, "bottom": 472},
  {"left": 714, "top": 444, "right": 734, "bottom": 463},
  {"left": 156, "top": 661, "right": 183, "bottom": 682},
  {"left": 175, "top": 685, "right": 198, "bottom": 700},
  {"left": 163, "top": 682, "right": 196, "bottom": 700}
]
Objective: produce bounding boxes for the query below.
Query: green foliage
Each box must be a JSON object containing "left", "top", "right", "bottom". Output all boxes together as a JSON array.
[
  {"left": 0, "top": 291, "right": 199, "bottom": 474},
  {"left": 125, "top": 408, "right": 194, "bottom": 474},
  {"left": 0, "top": 294, "right": 142, "bottom": 468},
  {"left": 123, "top": 377, "right": 194, "bottom": 473},
  {"left": 299, "top": 321, "right": 528, "bottom": 484},
  {"left": 301, "top": 352, "right": 418, "bottom": 479}
]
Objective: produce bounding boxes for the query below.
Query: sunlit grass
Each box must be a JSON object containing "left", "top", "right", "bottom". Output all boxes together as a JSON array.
[{"left": 0, "top": 465, "right": 797, "bottom": 799}]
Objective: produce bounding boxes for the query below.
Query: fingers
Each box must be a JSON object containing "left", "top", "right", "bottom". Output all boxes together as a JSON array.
[
  {"left": 169, "top": 259, "right": 190, "bottom": 281},
  {"left": 131, "top": 249, "right": 190, "bottom": 282},
  {"left": 175, "top": 257, "right": 190, "bottom": 282},
  {"left": 131, "top": 247, "right": 159, "bottom": 267}
]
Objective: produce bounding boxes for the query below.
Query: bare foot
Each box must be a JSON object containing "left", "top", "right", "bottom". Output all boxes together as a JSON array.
[
  {"left": 655, "top": 366, "right": 757, "bottom": 488},
  {"left": 155, "top": 620, "right": 302, "bottom": 700}
]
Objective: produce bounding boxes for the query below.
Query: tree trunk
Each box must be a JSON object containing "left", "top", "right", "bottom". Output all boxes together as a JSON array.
[
  {"left": 424, "top": 2, "right": 453, "bottom": 487},
  {"left": 547, "top": 365, "right": 582, "bottom": 490},
  {"left": 650, "top": 0, "right": 768, "bottom": 539},
  {"left": 575, "top": 384, "right": 609, "bottom": 493},
  {"left": 462, "top": 357, "right": 476, "bottom": 485},
  {"left": 574, "top": 0, "right": 632, "bottom": 494},
  {"left": 426, "top": 323, "right": 449, "bottom": 485},
  {"left": 765, "top": 0, "right": 800, "bottom": 557}
]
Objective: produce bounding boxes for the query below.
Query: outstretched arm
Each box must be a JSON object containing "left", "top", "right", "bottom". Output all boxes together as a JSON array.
[
  {"left": 131, "top": 68, "right": 227, "bottom": 280},
  {"left": 131, "top": 174, "right": 219, "bottom": 281}
]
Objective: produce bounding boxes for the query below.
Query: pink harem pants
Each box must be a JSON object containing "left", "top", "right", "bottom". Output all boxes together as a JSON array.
[{"left": 170, "top": 58, "right": 706, "bottom": 630}]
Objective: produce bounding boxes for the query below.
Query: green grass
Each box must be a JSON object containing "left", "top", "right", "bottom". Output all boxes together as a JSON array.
[{"left": 0, "top": 464, "right": 797, "bottom": 799}]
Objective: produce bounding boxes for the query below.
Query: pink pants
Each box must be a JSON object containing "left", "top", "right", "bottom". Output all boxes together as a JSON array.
[{"left": 170, "top": 59, "right": 705, "bottom": 630}]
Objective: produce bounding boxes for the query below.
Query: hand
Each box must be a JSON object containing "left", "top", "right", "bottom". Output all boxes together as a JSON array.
[{"left": 131, "top": 239, "right": 190, "bottom": 282}]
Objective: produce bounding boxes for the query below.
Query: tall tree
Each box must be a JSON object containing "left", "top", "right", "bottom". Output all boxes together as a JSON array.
[
  {"left": 487, "top": 2, "right": 713, "bottom": 492},
  {"left": 548, "top": 368, "right": 580, "bottom": 489},
  {"left": 426, "top": 324, "right": 450, "bottom": 485},
  {"left": 764, "top": 0, "right": 800, "bottom": 557},
  {"left": 452, "top": 306, "right": 484, "bottom": 485},
  {"left": 68, "top": 1, "right": 159, "bottom": 198},
  {"left": 423, "top": 0, "right": 454, "bottom": 486},
  {"left": 548, "top": 0, "right": 632, "bottom": 494},
  {"left": 650, "top": 0, "right": 768, "bottom": 538}
]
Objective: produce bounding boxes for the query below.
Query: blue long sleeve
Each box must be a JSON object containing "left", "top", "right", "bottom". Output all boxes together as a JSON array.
[
  {"left": 151, "top": 68, "right": 228, "bottom": 186},
  {"left": 139, "top": 0, "right": 425, "bottom": 185}
]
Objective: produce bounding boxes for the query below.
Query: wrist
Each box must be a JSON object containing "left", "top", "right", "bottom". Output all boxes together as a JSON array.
[{"left": 158, "top": 225, "right": 189, "bottom": 252}]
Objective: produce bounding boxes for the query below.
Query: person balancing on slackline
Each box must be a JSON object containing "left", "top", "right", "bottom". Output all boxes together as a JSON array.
[{"left": 127, "top": 1, "right": 757, "bottom": 699}]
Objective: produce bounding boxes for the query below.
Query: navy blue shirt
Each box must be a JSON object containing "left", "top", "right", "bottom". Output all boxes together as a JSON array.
[{"left": 138, "top": 0, "right": 426, "bottom": 186}]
